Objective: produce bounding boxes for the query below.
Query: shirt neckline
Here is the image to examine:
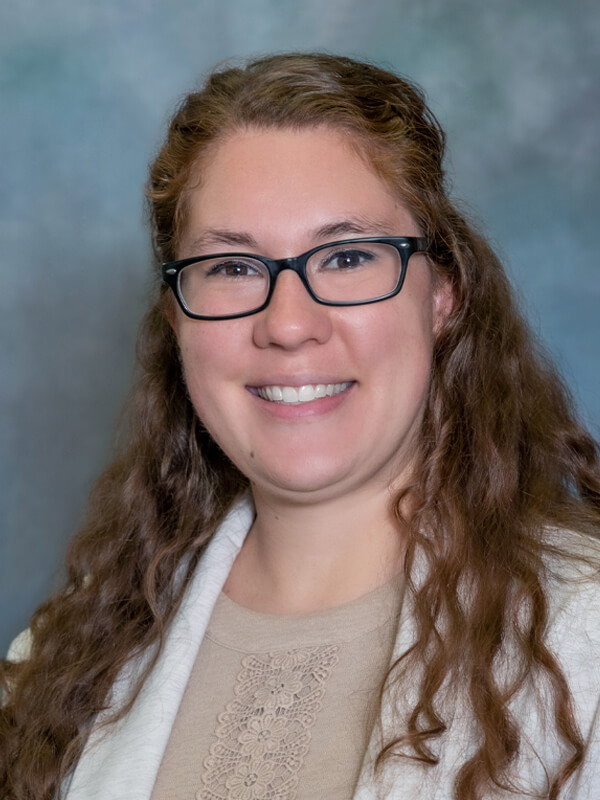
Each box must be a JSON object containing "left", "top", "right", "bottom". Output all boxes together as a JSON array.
[{"left": 206, "top": 572, "right": 405, "bottom": 651}]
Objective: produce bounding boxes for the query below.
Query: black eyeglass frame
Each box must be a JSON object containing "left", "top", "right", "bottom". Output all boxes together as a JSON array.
[{"left": 161, "top": 236, "right": 431, "bottom": 321}]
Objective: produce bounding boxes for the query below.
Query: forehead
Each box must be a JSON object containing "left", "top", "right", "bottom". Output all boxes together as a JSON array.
[{"left": 179, "top": 127, "right": 417, "bottom": 256}]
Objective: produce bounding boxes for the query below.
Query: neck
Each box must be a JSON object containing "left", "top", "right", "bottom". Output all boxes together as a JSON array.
[{"left": 223, "top": 483, "right": 406, "bottom": 614}]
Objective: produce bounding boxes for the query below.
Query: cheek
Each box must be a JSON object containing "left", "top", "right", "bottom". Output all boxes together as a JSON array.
[
  {"left": 366, "top": 293, "right": 435, "bottom": 368},
  {"left": 176, "top": 330, "right": 220, "bottom": 411},
  {"left": 369, "top": 298, "right": 436, "bottom": 418},
  {"left": 176, "top": 316, "right": 239, "bottom": 385},
  {"left": 175, "top": 322, "right": 249, "bottom": 434}
]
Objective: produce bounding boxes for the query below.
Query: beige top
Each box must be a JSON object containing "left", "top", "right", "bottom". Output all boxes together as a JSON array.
[{"left": 151, "top": 576, "right": 404, "bottom": 800}]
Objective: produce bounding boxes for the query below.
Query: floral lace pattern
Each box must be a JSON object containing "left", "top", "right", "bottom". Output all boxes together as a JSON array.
[{"left": 197, "top": 646, "right": 339, "bottom": 799}]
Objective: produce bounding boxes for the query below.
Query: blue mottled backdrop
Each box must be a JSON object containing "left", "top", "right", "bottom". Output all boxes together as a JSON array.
[{"left": 1, "top": 0, "right": 599, "bottom": 652}]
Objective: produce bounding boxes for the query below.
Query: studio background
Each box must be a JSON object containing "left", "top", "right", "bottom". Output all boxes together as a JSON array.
[{"left": 1, "top": 0, "right": 599, "bottom": 654}]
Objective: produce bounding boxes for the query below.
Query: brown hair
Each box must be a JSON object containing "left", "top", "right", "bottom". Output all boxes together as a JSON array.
[{"left": 2, "top": 53, "right": 600, "bottom": 800}]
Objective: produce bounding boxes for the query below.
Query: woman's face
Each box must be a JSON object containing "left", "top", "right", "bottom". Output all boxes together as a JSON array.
[{"left": 173, "top": 127, "right": 449, "bottom": 505}]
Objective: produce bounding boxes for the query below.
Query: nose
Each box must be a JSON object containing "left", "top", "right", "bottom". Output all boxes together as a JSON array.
[{"left": 252, "top": 268, "right": 333, "bottom": 350}]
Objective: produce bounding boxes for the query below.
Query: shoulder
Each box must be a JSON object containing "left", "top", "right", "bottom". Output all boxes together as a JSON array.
[
  {"left": 6, "top": 628, "right": 32, "bottom": 663},
  {"left": 543, "top": 529, "right": 600, "bottom": 646},
  {"left": 543, "top": 528, "right": 600, "bottom": 622},
  {"left": 541, "top": 531, "right": 600, "bottom": 732}
]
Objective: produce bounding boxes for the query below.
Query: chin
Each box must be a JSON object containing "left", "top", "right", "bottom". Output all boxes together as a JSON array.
[{"left": 248, "top": 458, "right": 366, "bottom": 502}]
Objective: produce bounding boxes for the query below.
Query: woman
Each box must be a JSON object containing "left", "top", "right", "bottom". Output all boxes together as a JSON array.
[{"left": 2, "top": 53, "right": 600, "bottom": 800}]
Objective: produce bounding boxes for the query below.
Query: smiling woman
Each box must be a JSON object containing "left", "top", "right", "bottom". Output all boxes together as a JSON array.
[{"left": 2, "top": 53, "right": 600, "bottom": 800}]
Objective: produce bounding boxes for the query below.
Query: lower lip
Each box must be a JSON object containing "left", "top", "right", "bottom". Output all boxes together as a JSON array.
[{"left": 247, "top": 382, "right": 355, "bottom": 419}]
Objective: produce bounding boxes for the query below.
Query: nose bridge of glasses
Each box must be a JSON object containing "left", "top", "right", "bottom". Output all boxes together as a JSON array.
[
  {"left": 267, "top": 254, "right": 312, "bottom": 292},
  {"left": 268, "top": 253, "right": 306, "bottom": 275}
]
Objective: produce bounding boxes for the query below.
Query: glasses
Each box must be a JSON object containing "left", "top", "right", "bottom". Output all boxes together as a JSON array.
[{"left": 162, "top": 236, "right": 430, "bottom": 321}]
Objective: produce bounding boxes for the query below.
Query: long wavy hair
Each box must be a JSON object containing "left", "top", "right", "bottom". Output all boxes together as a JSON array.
[{"left": 2, "top": 53, "right": 600, "bottom": 800}]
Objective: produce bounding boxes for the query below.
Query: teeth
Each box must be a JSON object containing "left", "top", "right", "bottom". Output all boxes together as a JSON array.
[
  {"left": 257, "top": 382, "right": 351, "bottom": 405},
  {"left": 282, "top": 386, "right": 299, "bottom": 403}
]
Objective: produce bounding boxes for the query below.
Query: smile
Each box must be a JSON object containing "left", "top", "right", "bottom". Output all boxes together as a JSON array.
[{"left": 256, "top": 382, "right": 352, "bottom": 405}]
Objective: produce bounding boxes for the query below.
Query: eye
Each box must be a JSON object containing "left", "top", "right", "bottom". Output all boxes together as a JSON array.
[
  {"left": 205, "top": 258, "right": 264, "bottom": 278},
  {"left": 319, "top": 248, "right": 376, "bottom": 270}
]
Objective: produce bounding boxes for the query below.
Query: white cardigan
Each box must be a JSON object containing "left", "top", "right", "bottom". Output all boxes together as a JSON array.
[{"left": 10, "top": 498, "right": 600, "bottom": 799}]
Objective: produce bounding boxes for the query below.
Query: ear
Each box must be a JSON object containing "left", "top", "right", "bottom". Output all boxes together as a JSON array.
[{"left": 432, "top": 277, "right": 454, "bottom": 333}]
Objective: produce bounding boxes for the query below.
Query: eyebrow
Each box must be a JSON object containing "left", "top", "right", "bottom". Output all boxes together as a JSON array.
[
  {"left": 181, "top": 215, "right": 399, "bottom": 257},
  {"left": 312, "top": 217, "right": 395, "bottom": 241},
  {"left": 182, "top": 230, "right": 257, "bottom": 255}
]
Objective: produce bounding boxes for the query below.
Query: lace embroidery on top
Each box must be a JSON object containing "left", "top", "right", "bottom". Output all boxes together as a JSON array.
[{"left": 197, "top": 645, "right": 340, "bottom": 800}]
